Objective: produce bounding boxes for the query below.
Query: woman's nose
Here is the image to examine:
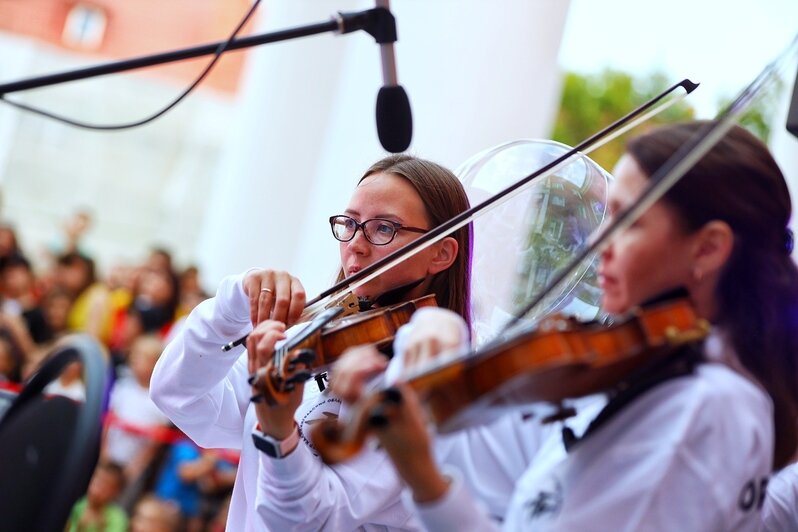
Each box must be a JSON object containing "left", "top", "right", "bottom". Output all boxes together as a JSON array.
[
  {"left": 346, "top": 229, "right": 371, "bottom": 254},
  {"left": 600, "top": 242, "right": 613, "bottom": 263}
]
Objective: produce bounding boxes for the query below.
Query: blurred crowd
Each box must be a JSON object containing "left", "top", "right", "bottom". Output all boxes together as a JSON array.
[{"left": 0, "top": 212, "right": 238, "bottom": 532}]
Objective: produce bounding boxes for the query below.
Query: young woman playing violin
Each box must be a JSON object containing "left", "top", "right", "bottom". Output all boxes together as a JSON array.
[
  {"left": 332, "top": 122, "right": 798, "bottom": 531},
  {"left": 149, "top": 154, "right": 472, "bottom": 531}
]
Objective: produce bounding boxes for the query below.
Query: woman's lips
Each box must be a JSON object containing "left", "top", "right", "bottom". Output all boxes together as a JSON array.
[{"left": 598, "top": 272, "right": 617, "bottom": 290}]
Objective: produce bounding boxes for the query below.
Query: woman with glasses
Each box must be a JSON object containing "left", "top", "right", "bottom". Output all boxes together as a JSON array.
[{"left": 150, "top": 154, "right": 472, "bottom": 531}]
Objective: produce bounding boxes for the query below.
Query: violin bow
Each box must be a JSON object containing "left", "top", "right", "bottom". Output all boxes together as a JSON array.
[
  {"left": 222, "top": 78, "right": 699, "bottom": 351},
  {"left": 309, "top": 79, "right": 698, "bottom": 307},
  {"left": 499, "top": 33, "right": 798, "bottom": 337}
]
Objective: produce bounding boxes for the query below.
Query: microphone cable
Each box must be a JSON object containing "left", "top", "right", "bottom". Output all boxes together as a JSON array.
[{"left": 0, "top": 0, "right": 262, "bottom": 130}]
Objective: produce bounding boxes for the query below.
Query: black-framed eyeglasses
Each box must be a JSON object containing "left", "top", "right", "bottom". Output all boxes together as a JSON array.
[{"left": 329, "top": 215, "right": 428, "bottom": 246}]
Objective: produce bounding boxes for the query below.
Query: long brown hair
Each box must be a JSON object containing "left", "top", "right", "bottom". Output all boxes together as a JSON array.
[
  {"left": 628, "top": 121, "right": 798, "bottom": 468},
  {"left": 335, "top": 154, "right": 473, "bottom": 327}
]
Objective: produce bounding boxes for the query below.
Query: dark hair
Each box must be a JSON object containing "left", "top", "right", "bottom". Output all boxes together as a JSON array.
[
  {"left": 56, "top": 252, "right": 96, "bottom": 295},
  {"left": 132, "top": 267, "right": 181, "bottom": 332},
  {"left": 96, "top": 460, "right": 126, "bottom": 491},
  {"left": 0, "top": 253, "right": 31, "bottom": 275},
  {"left": 628, "top": 121, "right": 798, "bottom": 468},
  {"left": 149, "top": 247, "right": 173, "bottom": 270},
  {"left": 336, "top": 154, "right": 473, "bottom": 327}
]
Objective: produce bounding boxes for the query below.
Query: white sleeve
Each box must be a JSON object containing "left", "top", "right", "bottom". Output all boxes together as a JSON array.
[
  {"left": 762, "top": 463, "right": 798, "bottom": 532},
  {"left": 410, "top": 466, "right": 499, "bottom": 532},
  {"left": 387, "top": 307, "right": 471, "bottom": 385},
  {"left": 434, "top": 411, "right": 553, "bottom": 521},
  {"left": 504, "top": 365, "right": 773, "bottom": 532},
  {"left": 255, "top": 437, "right": 416, "bottom": 530},
  {"left": 391, "top": 307, "right": 553, "bottom": 520},
  {"left": 149, "top": 272, "right": 253, "bottom": 450}
]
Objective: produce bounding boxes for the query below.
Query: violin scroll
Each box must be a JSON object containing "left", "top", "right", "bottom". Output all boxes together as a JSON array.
[
  {"left": 248, "top": 295, "right": 439, "bottom": 406},
  {"left": 249, "top": 348, "right": 317, "bottom": 406}
]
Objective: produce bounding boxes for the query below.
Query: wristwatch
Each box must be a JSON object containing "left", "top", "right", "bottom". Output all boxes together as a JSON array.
[{"left": 252, "top": 424, "right": 300, "bottom": 458}]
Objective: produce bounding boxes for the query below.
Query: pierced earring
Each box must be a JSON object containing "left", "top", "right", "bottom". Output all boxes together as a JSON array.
[{"left": 693, "top": 267, "right": 703, "bottom": 283}]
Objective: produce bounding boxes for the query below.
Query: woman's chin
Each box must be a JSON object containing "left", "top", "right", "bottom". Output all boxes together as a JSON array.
[{"left": 600, "top": 295, "right": 627, "bottom": 316}]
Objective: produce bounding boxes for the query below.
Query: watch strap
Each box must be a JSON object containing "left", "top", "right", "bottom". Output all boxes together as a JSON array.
[{"left": 252, "top": 424, "right": 300, "bottom": 458}]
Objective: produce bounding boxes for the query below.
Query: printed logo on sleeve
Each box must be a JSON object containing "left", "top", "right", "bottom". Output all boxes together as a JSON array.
[
  {"left": 737, "top": 477, "right": 769, "bottom": 512},
  {"left": 298, "top": 396, "right": 342, "bottom": 456},
  {"left": 524, "top": 476, "right": 563, "bottom": 522}
]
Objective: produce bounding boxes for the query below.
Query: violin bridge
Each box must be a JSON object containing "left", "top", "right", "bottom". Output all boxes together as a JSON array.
[
  {"left": 664, "top": 319, "right": 710, "bottom": 345},
  {"left": 328, "top": 292, "right": 361, "bottom": 317}
]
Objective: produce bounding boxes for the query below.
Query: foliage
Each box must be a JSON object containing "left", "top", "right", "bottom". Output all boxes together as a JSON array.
[
  {"left": 715, "top": 75, "right": 785, "bottom": 143},
  {"left": 551, "top": 70, "right": 696, "bottom": 171}
]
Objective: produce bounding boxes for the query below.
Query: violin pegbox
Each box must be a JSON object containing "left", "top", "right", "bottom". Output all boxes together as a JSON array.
[{"left": 249, "top": 346, "right": 318, "bottom": 406}]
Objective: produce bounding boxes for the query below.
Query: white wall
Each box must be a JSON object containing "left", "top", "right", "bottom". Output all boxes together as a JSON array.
[{"left": 196, "top": 0, "right": 572, "bottom": 297}]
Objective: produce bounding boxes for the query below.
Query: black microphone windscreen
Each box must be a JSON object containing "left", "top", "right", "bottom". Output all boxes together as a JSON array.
[
  {"left": 376, "top": 85, "right": 412, "bottom": 153},
  {"left": 787, "top": 66, "right": 798, "bottom": 139}
]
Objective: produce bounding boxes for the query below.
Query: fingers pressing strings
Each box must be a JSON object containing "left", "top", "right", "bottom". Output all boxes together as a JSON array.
[{"left": 245, "top": 270, "right": 306, "bottom": 327}]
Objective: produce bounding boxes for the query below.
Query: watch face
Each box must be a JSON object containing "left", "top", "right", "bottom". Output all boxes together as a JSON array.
[
  {"left": 252, "top": 426, "right": 300, "bottom": 458},
  {"left": 252, "top": 432, "right": 280, "bottom": 457}
]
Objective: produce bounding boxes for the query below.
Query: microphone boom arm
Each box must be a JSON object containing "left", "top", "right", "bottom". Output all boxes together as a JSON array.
[{"left": 0, "top": 7, "right": 396, "bottom": 96}]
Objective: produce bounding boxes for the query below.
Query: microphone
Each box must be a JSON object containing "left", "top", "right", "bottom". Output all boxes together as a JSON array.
[
  {"left": 374, "top": 1, "right": 412, "bottom": 153},
  {"left": 336, "top": 1, "right": 412, "bottom": 152}
]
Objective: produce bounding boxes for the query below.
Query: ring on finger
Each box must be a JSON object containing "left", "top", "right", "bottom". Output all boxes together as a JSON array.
[{"left": 260, "top": 288, "right": 273, "bottom": 294}]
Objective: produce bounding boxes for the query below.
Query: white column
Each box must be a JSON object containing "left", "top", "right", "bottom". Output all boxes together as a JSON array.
[
  {"left": 195, "top": 2, "right": 353, "bottom": 288},
  {"left": 196, "top": 0, "right": 572, "bottom": 296}
]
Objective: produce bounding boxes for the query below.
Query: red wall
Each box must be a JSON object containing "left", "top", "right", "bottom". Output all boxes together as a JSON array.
[{"left": 0, "top": 0, "right": 257, "bottom": 93}]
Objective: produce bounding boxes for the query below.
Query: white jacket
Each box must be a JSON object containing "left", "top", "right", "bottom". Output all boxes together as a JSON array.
[
  {"left": 411, "top": 345, "right": 774, "bottom": 531},
  {"left": 150, "top": 272, "right": 420, "bottom": 532},
  {"left": 762, "top": 462, "right": 798, "bottom": 531}
]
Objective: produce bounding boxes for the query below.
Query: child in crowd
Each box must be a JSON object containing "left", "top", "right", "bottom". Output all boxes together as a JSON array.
[
  {"left": 66, "top": 461, "right": 128, "bottom": 532},
  {"left": 104, "top": 334, "right": 171, "bottom": 505},
  {"left": 129, "top": 495, "right": 181, "bottom": 532}
]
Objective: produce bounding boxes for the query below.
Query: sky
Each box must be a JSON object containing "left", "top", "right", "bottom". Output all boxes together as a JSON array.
[{"left": 558, "top": 0, "right": 798, "bottom": 117}]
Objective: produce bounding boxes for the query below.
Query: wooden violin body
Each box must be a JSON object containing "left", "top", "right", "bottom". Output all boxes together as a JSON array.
[
  {"left": 250, "top": 294, "right": 437, "bottom": 405},
  {"left": 417, "top": 296, "right": 708, "bottom": 432},
  {"left": 311, "top": 295, "right": 709, "bottom": 464},
  {"left": 300, "top": 294, "right": 437, "bottom": 367}
]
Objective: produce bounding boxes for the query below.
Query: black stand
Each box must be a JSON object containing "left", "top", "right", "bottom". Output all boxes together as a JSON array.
[
  {"left": 0, "top": 335, "right": 111, "bottom": 532},
  {"left": 0, "top": 7, "right": 396, "bottom": 95},
  {"left": 787, "top": 65, "right": 798, "bottom": 138}
]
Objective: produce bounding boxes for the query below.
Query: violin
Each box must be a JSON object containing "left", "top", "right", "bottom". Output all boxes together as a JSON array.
[
  {"left": 310, "top": 293, "right": 709, "bottom": 464},
  {"left": 249, "top": 294, "right": 437, "bottom": 406}
]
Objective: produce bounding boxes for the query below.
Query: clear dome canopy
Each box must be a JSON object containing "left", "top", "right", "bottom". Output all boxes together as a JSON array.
[{"left": 456, "top": 139, "right": 612, "bottom": 345}]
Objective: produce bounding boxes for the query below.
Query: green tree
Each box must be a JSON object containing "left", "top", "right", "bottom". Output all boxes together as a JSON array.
[
  {"left": 551, "top": 70, "right": 696, "bottom": 171},
  {"left": 715, "top": 75, "right": 784, "bottom": 143}
]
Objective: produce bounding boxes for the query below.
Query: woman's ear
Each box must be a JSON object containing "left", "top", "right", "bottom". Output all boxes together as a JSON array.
[
  {"left": 427, "top": 237, "right": 459, "bottom": 275},
  {"left": 692, "top": 220, "right": 734, "bottom": 278}
]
